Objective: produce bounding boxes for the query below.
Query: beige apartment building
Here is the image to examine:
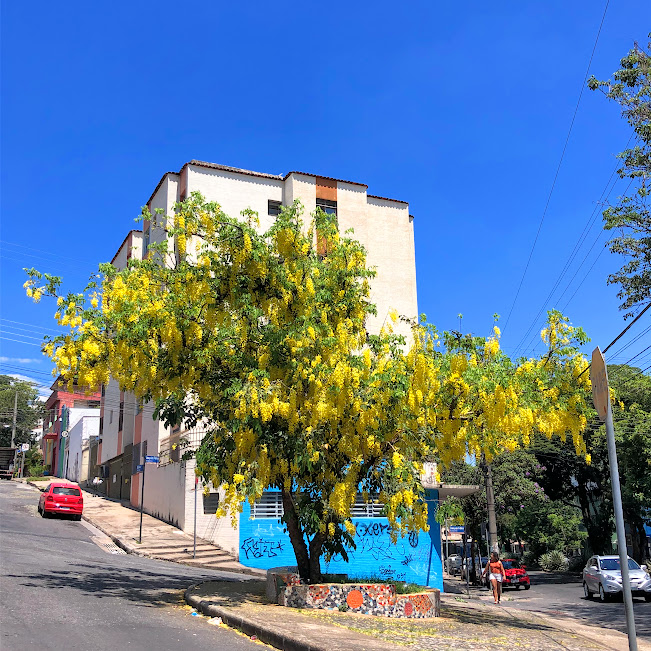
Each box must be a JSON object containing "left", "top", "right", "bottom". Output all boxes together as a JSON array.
[{"left": 97, "top": 161, "right": 418, "bottom": 559}]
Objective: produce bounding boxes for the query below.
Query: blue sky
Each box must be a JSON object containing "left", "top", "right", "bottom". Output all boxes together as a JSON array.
[{"left": 1, "top": 0, "right": 650, "bottom": 396}]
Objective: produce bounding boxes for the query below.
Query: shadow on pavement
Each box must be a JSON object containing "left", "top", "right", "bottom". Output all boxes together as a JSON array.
[
  {"left": 5, "top": 563, "right": 239, "bottom": 608},
  {"left": 538, "top": 596, "right": 651, "bottom": 641}
]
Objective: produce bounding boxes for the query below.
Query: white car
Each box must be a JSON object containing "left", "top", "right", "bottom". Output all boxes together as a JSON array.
[
  {"left": 583, "top": 555, "right": 651, "bottom": 602},
  {"left": 445, "top": 554, "right": 463, "bottom": 575}
]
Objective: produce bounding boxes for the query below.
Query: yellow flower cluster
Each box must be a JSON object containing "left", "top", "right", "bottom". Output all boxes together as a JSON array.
[{"left": 24, "top": 195, "right": 593, "bottom": 555}]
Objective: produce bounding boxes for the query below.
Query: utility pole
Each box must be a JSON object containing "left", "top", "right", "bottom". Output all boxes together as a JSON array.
[
  {"left": 483, "top": 460, "right": 499, "bottom": 554},
  {"left": 10, "top": 391, "right": 18, "bottom": 448}
]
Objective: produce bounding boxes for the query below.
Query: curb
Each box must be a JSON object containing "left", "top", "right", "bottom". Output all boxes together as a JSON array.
[{"left": 185, "top": 583, "right": 328, "bottom": 651}]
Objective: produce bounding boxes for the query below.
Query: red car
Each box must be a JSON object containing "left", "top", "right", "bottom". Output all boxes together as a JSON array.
[
  {"left": 501, "top": 558, "right": 531, "bottom": 590},
  {"left": 38, "top": 483, "right": 84, "bottom": 520}
]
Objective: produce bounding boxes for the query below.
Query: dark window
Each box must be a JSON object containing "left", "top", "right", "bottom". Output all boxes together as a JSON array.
[
  {"left": 268, "top": 200, "right": 282, "bottom": 216},
  {"left": 52, "top": 486, "right": 81, "bottom": 496},
  {"left": 316, "top": 198, "right": 337, "bottom": 216},
  {"left": 203, "top": 492, "right": 220, "bottom": 514}
]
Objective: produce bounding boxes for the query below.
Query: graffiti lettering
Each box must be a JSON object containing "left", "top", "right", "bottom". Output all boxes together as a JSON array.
[
  {"left": 359, "top": 537, "right": 395, "bottom": 561},
  {"left": 240, "top": 537, "right": 284, "bottom": 560},
  {"left": 408, "top": 531, "right": 419, "bottom": 548},
  {"left": 401, "top": 554, "right": 414, "bottom": 566},
  {"left": 357, "top": 522, "right": 390, "bottom": 538}
]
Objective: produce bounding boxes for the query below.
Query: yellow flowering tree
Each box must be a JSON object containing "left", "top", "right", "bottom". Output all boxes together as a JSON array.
[{"left": 24, "top": 193, "right": 593, "bottom": 583}]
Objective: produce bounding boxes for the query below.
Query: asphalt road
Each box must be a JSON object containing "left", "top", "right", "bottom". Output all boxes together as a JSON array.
[
  {"left": 0, "top": 481, "right": 261, "bottom": 651},
  {"left": 448, "top": 570, "right": 651, "bottom": 642}
]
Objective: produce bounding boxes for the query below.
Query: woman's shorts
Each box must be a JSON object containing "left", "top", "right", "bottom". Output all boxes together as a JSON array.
[{"left": 488, "top": 573, "right": 503, "bottom": 582}]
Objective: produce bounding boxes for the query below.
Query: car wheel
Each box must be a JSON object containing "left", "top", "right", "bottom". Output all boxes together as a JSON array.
[
  {"left": 74, "top": 514, "right": 82, "bottom": 521},
  {"left": 583, "top": 582, "right": 593, "bottom": 599},
  {"left": 524, "top": 584, "right": 530, "bottom": 590},
  {"left": 515, "top": 585, "right": 520, "bottom": 590},
  {"left": 644, "top": 595, "right": 651, "bottom": 603},
  {"left": 41, "top": 509, "right": 48, "bottom": 518},
  {"left": 599, "top": 584, "right": 609, "bottom": 602}
]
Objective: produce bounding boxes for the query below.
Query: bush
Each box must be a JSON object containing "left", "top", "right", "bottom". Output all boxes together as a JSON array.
[
  {"left": 523, "top": 550, "right": 541, "bottom": 570},
  {"left": 539, "top": 550, "right": 569, "bottom": 573},
  {"left": 567, "top": 555, "right": 586, "bottom": 573},
  {"left": 25, "top": 462, "right": 44, "bottom": 477}
]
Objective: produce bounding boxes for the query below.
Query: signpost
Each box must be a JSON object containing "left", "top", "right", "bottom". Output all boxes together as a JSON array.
[
  {"left": 591, "top": 347, "right": 637, "bottom": 651},
  {"left": 450, "top": 525, "right": 465, "bottom": 533}
]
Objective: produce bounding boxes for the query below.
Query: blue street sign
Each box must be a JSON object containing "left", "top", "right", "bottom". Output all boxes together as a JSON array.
[
  {"left": 449, "top": 525, "right": 465, "bottom": 533},
  {"left": 144, "top": 456, "right": 159, "bottom": 464},
  {"left": 136, "top": 464, "right": 144, "bottom": 472}
]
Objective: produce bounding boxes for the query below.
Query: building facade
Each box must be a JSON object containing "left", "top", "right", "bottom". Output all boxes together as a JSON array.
[
  {"left": 41, "top": 380, "right": 100, "bottom": 476},
  {"left": 97, "top": 161, "right": 448, "bottom": 587}
]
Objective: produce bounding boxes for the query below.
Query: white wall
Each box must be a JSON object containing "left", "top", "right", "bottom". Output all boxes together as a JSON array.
[
  {"left": 181, "top": 459, "right": 241, "bottom": 558},
  {"left": 101, "top": 379, "right": 120, "bottom": 463},
  {"left": 65, "top": 415, "right": 99, "bottom": 483},
  {"left": 187, "top": 164, "right": 284, "bottom": 234},
  {"left": 141, "top": 460, "right": 188, "bottom": 529}
]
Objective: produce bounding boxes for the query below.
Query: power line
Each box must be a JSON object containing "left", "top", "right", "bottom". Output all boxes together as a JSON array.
[
  {"left": 503, "top": 0, "right": 611, "bottom": 332},
  {"left": 0, "top": 319, "right": 63, "bottom": 335},
  {"left": 607, "top": 324, "right": 651, "bottom": 360},
  {"left": 512, "top": 148, "right": 629, "bottom": 355}
]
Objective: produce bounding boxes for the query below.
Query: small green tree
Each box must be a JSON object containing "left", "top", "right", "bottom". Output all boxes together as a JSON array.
[
  {"left": 588, "top": 38, "right": 651, "bottom": 317},
  {"left": 0, "top": 375, "right": 43, "bottom": 447}
]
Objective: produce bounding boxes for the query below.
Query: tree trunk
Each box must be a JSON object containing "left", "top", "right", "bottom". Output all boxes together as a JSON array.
[
  {"left": 308, "top": 532, "right": 326, "bottom": 583},
  {"left": 625, "top": 512, "right": 648, "bottom": 564},
  {"left": 281, "top": 489, "right": 310, "bottom": 582}
]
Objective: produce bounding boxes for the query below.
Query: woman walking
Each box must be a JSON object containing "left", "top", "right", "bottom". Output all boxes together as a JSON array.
[{"left": 482, "top": 552, "right": 505, "bottom": 604}]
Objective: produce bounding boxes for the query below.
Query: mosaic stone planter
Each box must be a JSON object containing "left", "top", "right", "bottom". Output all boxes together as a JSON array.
[{"left": 266, "top": 567, "right": 440, "bottom": 618}]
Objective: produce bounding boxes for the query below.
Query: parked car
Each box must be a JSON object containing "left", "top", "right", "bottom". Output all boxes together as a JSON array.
[
  {"left": 38, "top": 482, "right": 83, "bottom": 520},
  {"left": 445, "top": 554, "right": 463, "bottom": 575},
  {"left": 500, "top": 558, "right": 531, "bottom": 590},
  {"left": 461, "top": 556, "right": 488, "bottom": 581},
  {"left": 478, "top": 558, "right": 530, "bottom": 589},
  {"left": 583, "top": 555, "right": 651, "bottom": 602}
]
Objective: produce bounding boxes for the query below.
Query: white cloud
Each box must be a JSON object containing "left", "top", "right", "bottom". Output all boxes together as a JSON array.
[
  {"left": 0, "top": 357, "right": 42, "bottom": 364},
  {"left": 6, "top": 373, "right": 52, "bottom": 400}
]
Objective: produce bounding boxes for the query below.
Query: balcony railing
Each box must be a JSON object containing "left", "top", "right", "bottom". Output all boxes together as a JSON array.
[{"left": 158, "top": 424, "right": 208, "bottom": 467}]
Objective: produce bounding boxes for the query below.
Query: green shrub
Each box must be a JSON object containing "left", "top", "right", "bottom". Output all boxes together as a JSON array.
[
  {"left": 321, "top": 574, "right": 427, "bottom": 594},
  {"left": 567, "top": 555, "right": 586, "bottom": 573},
  {"left": 539, "top": 550, "right": 569, "bottom": 573}
]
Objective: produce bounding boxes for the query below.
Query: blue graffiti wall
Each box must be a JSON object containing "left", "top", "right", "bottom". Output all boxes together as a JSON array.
[{"left": 238, "top": 490, "right": 443, "bottom": 592}]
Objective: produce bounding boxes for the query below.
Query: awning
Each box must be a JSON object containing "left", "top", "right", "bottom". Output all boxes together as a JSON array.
[{"left": 435, "top": 484, "right": 481, "bottom": 499}]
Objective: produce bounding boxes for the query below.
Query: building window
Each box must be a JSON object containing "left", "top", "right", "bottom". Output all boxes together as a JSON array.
[
  {"left": 203, "top": 492, "right": 220, "bottom": 515},
  {"left": 251, "top": 491, "right": 284, "bottom": 519},
  {"left": 351, "top": 494, "right": 383, "bottom": 518},
  {"left": 316, "top": 198, "right": 337, "bottom": 216},
  {"left": 268, "top": 200, "right": 282, "bottom": 216},
  {"left": 109, "top": 410, "right": 113, "bottom": 425},
  {"left": 250, "top": 491, "right": 382, "bottom": 519},
  {"left": 143, "top": 225, "right": 150, "bottom": 258}
]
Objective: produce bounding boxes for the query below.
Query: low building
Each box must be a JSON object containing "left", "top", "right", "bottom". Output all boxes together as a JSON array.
[{"left": 41, "top": 379, "right": 100, "bottom": 477}]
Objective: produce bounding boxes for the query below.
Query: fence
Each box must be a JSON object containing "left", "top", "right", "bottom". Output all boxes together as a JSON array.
[{"left": 158, "top": 424, "right": 208, "bottom": 466}]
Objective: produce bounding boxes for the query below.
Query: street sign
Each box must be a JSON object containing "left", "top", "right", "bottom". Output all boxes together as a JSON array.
[
  {"left": 136, "top": 464, "right": 144, "bottom": 472},
  {"left": 20, "top": 443, "right": 29, "bottom": 452},
  {"left": 144, "top": 455, "right": 159, "bottom": 464},
  {"left": 591, "top": 347, "right": 638, "bottom": 649},
  {"left": 450, "top": 525, "right": 465, "bottom": 533},
  {"left": 591, "top": 347, "right": 610, "bottom": 422}
]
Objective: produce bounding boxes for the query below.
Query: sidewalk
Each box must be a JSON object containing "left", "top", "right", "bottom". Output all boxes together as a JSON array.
[
  {"left": 186, "top": 579, "right": 645, "bottom": 651},
  {"left": 25, "top": 478, "right": 265, "bottom": 578}
]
